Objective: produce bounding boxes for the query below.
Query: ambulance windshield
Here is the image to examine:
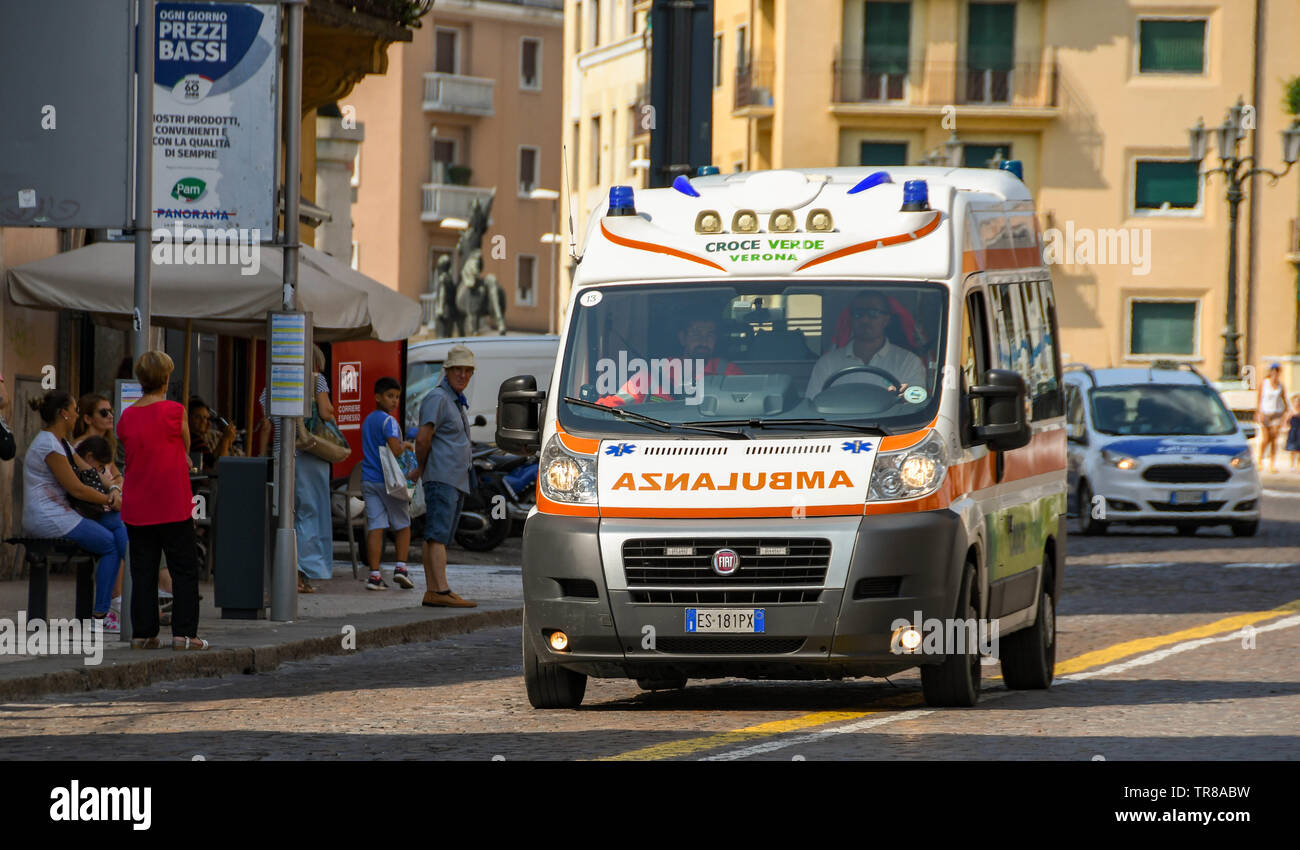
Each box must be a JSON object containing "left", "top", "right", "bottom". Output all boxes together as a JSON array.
[{"left": 557, "top": 281, "right": 947, "bottom": 436}]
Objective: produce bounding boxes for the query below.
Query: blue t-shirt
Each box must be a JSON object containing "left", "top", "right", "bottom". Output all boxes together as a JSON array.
[{"left": 361, "top": 409, "right": 401, "bottom": 483}]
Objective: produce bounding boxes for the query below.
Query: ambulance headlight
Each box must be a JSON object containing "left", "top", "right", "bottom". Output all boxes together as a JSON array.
[
  {"left": 868, "top": 431, "right": 948, "bottom": 502},
  {"left": 1101, "top": 449, "right": 1138, "bottom": 470},
  {"left": 540, "top": 437, "right": 598, "bottom": 503}
]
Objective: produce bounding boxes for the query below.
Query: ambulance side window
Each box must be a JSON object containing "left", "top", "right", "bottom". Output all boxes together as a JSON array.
[{"left": 961, "top": 289, "right": 990, "bottom": 439}]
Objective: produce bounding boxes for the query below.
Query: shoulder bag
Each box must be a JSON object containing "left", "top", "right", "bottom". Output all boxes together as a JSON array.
[
  {"left": 295, "top": 373, "right": 351, "bottom": 463},
  {"left": 61, "top": 439, "right": 110, "bottom": 518}
]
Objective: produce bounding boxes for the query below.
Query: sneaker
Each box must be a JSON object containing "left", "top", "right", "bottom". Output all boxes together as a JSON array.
[
  {"left": 101, "top": 611, "right": 120, "bottom": 633},
  {"left": 421, "top": 589, "right": 477, "bottom": 608},
  {"left": 392, "top": 567, "right": 415, "bottom": 589},
  {"left": 366, "top": 575, "right": 389, "bottom": 591}
]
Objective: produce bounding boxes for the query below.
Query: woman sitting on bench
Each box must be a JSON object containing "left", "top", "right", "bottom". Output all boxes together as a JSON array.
[{"left": 22, "top": 391, "right": 126, "bottom": 632}]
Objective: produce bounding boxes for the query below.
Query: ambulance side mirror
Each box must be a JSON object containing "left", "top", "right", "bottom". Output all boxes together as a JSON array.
[
  {"left": 497, "top": 375, "right": 545, "bottom": 453},
  {"left": 970, "top": 369, "right": 1031, "bottom": 452}
]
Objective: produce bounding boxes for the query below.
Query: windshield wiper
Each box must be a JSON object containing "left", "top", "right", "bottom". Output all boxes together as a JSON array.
[
  {"left": 682, "top": 417, "right": 887, "bottom": 435},
  {"left": 562, "top": 397, "right": 752, "bottom": 440}
]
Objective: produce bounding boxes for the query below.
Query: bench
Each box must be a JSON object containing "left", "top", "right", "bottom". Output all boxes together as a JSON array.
[{"left": 3, "top": 537, "right": 95, "bottom": 621}]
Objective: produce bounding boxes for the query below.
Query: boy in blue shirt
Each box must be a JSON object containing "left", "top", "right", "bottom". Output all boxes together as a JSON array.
[{"left": 360, "top": 376, "right": 415, "bottom": 590}]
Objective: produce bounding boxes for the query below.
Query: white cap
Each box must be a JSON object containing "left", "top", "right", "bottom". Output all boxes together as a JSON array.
[{"left": 445, "top": 345, "right": 475, "bottom": 369}]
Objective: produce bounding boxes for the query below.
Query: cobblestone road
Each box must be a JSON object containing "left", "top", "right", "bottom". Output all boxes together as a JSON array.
[{"left": 1, "top": 495, "right": 1296, "bottom": 760}]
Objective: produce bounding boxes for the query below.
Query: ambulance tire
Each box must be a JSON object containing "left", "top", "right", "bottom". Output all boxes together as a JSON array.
[
  {"left": 1231, "top": 520, "right": 1259, "bottom": 537},
  {"left": 920, "top": 564, "right": 981, "bottom": 707},
  {"left": 1000, "top": 566, "right": 1056, "bottom": 690},
  {"left": 522, "top": 614, "right": 587, "bottom": 709},
  {"left": 1078, "top": 482, "right": 1108, "bottom": 536}
]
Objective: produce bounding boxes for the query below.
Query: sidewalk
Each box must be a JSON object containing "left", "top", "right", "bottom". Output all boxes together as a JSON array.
[{"left": 0, "top": 555, "right": 523, "bottom": 702}]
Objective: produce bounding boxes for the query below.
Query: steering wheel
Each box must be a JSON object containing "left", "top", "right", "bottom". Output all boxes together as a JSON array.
[{"left": 821, "top": 364, "right": 904, "bottom": 391}]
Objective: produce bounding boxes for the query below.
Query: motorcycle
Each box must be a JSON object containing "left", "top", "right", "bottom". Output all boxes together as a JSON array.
[{"left": 452, "top": 444, "right": 537, "bottom": 551}]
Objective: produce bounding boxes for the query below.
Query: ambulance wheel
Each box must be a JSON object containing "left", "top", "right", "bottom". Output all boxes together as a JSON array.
[
  {"left": 637, "top": 677, "right": 687, "bottom": 691},
  {"left": 920, "top": 564, "right": 981, "bottom": 708},
  {"left": 522, "top": 614, "right": 587, "bottom": 709},
  {"left": 1000, "top": 566, "right": 1056, "bottom": 690},
  {"left": 1078, "top": 482, "right": 1108, "bottom": 536},
  {"left": 1231, "top": 520, "right": 1259, "bottom": 538}
]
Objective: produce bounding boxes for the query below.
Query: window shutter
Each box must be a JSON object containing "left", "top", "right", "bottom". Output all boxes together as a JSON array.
[
  {"left": 1134, "top": 161, "right": 1198, "bottom": 209},
  {"left": 1131, "top": 302, "right": 1196, "bottom": 355},
  {"left": 1139, "top": 20, "right": 1205, "bottom": 73},
  {"left": 967, "top": 3, "right": 1015, "bottom": 71},
  {"left": 859, "top": 141, "right": 909, "bottom": 165},
  {"left": 864, "top": 2, "right": 911, "bottom": 75}
]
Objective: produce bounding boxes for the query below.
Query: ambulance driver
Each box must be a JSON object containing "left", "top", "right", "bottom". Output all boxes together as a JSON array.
[{"left": 805, "top": 290, "right": 925, "bottom": 399}]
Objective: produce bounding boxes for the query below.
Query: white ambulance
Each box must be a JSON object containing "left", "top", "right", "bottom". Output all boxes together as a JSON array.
[{"left": 497, "top": 166, "right": 1068, "bottom": 708}]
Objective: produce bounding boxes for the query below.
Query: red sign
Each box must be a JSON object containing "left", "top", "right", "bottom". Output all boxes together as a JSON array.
[{"left": 330, "top": 340, "right": 405, "bottom": 480}]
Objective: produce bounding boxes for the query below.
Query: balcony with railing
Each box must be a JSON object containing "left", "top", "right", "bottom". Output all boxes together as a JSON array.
[
  {"left": 734, "top": 60, "right": 776, "bottom": 114},
  {"left": 422, "top": 72, "right": 495, "bottom": 116},
  {"left": 421, "top": 183, "right": 495, "bottom": 223},
  {"left": 832, "top": 58, "right": 1059, "bottom": 112}
]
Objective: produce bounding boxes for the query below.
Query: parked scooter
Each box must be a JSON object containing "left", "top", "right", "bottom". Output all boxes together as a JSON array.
[{"left": 453, "top": 444, "right": 537, "bottom": 551}]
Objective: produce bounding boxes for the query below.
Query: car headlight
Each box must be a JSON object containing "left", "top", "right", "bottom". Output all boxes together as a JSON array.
[
  {"left": 1101, "top": 449, "right": 1138, "bottom": 470},
  {"left": 539, "top": 436, "right": 597, "bottom": 504},
  {"left": 1230, "top": 450, "right": 1253, "bottom": 470},
  {"left": 868, "top": 430, "right": 947, "bottom": 501}
]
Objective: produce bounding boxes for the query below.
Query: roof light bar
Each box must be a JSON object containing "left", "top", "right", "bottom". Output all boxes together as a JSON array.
[
  {"left": 848, "top": 170, "right": 893, "bottom": 194},
  {"left": 769, "top": 209, "right": 796, "bottom": 232},
  {"left": 695, "top": 211, "right": 723, "bottom": 233},
  {"left": 607, "top": 186, "right": 637, "bottom": 216},
  {"left": 732, "top": 210, "right": 760, "bottom": 233},
  {"left": 806, "top": 209, "right": 834, "bottom": 232},
  {"left": 901, "top": 180, "right": 930, "bottom": 212},
  {"left": 672, "top": 175, "right": 701, "bottom": 198}
]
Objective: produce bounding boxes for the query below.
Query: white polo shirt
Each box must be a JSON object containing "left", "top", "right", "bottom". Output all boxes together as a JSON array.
[{"left": 805, "top": 339, "right": 926, "bottom": 398}]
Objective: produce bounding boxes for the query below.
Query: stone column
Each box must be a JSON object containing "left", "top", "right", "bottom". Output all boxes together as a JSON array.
[{"left": 314, "top": 114, "right": 365, "bottom": 262}]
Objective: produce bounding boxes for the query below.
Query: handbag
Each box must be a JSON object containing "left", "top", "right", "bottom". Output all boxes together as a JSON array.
[
  {"left": 295, "top": 374, "right": 351, "bottom": 463},
  {"left": 61, "top": 439, "right": 109, "bottom": 518},
  {"left": 380, "top": 443, "right": 410, "bottom": 501}
]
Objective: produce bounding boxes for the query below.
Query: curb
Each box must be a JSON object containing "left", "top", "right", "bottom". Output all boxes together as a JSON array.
[{"left": 0, "top": 606, "right": 522, "bottom": 703}]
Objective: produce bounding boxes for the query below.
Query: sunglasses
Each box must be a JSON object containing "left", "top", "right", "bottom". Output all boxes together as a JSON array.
[
  {"left": 95, "top": 408, "right": 114, "bottom": 418},
  {"left": 851, "top": 306, "right": 890, "bottom": 319}
]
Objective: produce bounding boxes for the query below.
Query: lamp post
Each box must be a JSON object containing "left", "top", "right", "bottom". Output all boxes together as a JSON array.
[
  {"left": 1188, "top": 97, "right": 1300, "bottom": 381},
  {"left": 529, "top": 187, "right": 561, "bottom": 334}
]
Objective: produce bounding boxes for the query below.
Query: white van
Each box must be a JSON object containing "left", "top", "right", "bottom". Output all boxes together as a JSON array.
[
  {"left": 407, "top": 335, "right": 558, "bottom": 443},
  {"left": 497, "top": 167, "right": 1067, "bottom": 709}
]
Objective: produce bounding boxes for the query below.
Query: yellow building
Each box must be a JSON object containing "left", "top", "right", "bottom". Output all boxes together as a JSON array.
[{"left": 564, "top": 0, "right": 1300, "bottom": 388}]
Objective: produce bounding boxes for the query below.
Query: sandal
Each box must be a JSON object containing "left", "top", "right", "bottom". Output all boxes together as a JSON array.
[
  {"left": 298, "top": 572, "right": 316, "bottom": 594},
  {"left": 131, "top": 637, "right": 163, "bottom": 650},
  {"left": 172, "top": 637, "right": 211, "bottom": 651}
]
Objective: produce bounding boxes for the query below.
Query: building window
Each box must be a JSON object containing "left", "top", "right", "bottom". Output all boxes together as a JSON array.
[
  {"left": 434, "top": 28, "right": 459, "bottom": 75},
  {"left": 574, "top": 1, "right": 583, "bottom": 53},
  {"left": 1133, "top": 160, "right": 1199, "bottom": 213},
  {"left": 962, "top": 143, "right": 1012, "bottom": 168},
  {"left": 519, "top": 146, "right": 539, "bottom": 195},
  {"left": 517, "top": 255, "right": 538, "bottom": 307},
  {"left": 966, "top": 2, "right": 1014, "bottom": 103},
  {"left": 859, "top": 141, "right": 908, "bottom": 166},
  {"left": 521, "top": 38, "right": 541, "bottom": 90},
  {"left": 591, "top": 0, "right": 601, "bottom": 48},
  {"left": 591, "top": 114, "right": 602, "bottom": 186},
  {"left": 1138, "top": 19, "right": 1206, "bottom": 74},
  {"left": 713, "top": 34, "right": 723, "bottom": 88},
  {"left": 1129, "top": 300, "right": 1199, "bottom": 357},
  {"left": 862, "top": 1, "right": 910, "bottom": 101},
  {"left": 736, "top": 24, "right": 748, "bottom": 70},
  {"left": 571, "top": 121, "right": 581, "bottom": 186}
]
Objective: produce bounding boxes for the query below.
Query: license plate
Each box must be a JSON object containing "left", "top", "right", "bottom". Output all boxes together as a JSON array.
[
  {"left": 1171, "top": 490, "right": 1208, "bottom": 505},
  {"left": 685, "top": 608, "right": 765, "bottom": 633}
]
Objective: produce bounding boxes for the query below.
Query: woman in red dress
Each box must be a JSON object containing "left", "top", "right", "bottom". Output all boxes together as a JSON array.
[{"left": 116, "top": 351, "right": 210, "bottom": 650}]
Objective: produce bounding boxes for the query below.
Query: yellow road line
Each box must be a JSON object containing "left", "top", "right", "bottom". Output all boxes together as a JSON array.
[{"left": 596, "top": 597, "right": 1300, "bottom": 761}]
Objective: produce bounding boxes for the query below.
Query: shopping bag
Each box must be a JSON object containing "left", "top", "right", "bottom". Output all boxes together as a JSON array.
[{"left": 380, "top": 446, "right": 410, "bottom": 501}]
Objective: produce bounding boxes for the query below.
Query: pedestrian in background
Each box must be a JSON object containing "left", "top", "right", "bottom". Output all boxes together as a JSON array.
[
  {"left": 1286, "top": 394, "right": 1300, "bottom": 472},
  {"left": 187, "top": 396, "right": 238, "bottom": 473},
  {"left": 1255, "top": 363, "right": 1288, "bottom": 474},
  {"left": 360, "top": 375, "right": 414, "bottom": 591},
  {"left": 117, "top": 351, "right": 209, "bottom": 650},
  {"left": 21, "top": 391, "right": 125, "bottom": 632},
  {"left": 257, "top": 345, "right": 335, "bottom": 592},
  {"left": 410, "top": 344, "right": 477, "bottom": 608}
]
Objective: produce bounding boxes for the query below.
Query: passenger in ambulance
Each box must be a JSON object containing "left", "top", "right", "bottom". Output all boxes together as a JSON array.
[
  {"left": 805, "top": 291, "right": 926, "bottom": 399},
  {"left": 597, "top": 317, "right": 744, "bottom": 407}
]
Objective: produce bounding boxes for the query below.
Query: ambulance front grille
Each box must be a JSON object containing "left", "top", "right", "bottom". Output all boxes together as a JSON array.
[{"left": 623, "top": 538, "right": 831, "bottom": 586}]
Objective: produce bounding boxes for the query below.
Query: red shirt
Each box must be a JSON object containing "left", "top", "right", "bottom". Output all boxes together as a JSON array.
[
  {"left": 117, "top": 400, "right": 192, "bottom": 526},
  {"left": 597, "top": 357, "right": 744, "bottom": 407}
]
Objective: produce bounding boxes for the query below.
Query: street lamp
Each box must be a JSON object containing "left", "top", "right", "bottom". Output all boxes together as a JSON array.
[
  {"left": 1188, "top": 96, "right": 1297, "bottom": 381},
  {"left": 529, "top": 187, "right": 561, "bottom": 334}
]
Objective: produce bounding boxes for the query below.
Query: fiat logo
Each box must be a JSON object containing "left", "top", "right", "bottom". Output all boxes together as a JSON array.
[{"left": 711, "top": 548, "right": 740, "bottom": 576}]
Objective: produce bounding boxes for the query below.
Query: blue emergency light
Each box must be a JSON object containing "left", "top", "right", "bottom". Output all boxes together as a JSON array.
[
  {"left": 608, "top": 185, "right": 637, "bottom": 216},
  {"left": 672, "top": 174, "right": 701, "bottom": 197},
  {"left": 848, "top": 170, "right": 892, "bottom": 194},
  {"left": 999, "top": 159, "right": 1024, "bottom": 180},
  {"left": 901, "top": 179, "right": 930, "bottom": 211}
]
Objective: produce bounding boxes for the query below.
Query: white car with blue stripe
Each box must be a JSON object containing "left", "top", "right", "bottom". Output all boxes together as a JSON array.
[{"left": 1062, "top": 363, "right": 1260, "bottom": 537}]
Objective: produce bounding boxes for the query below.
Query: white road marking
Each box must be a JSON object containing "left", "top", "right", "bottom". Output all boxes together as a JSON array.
[
  {"left": 1101, "top": 562, "right": 1177, "bottom": 569},
  {"left": 1224, "top": 563, "right": 1299, "bottom": 569},
  {"left": 701, "top": 614, "right": 1300, "bottom": 760},
  {"left": 1263, "top": 489, "right": 1300, "bottom": 499}
]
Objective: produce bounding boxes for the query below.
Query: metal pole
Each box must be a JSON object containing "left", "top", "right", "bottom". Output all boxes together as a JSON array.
[
  {"left": 123, "top": 0, "right": 155, "bottom": 642},
  {"left": 1221, "top": 177, "right": 1244, "bottom": 381},
  {"left": 271, "top": 0, "right": 304, "bottom": 621}
]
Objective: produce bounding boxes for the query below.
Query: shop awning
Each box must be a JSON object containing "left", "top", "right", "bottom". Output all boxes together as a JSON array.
[{"left": 5, "top": 241, "right": 419, "bottom": 342}]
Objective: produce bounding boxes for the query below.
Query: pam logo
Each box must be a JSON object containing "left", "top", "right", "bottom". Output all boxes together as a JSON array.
[{"left": 170, "top": 177, "right": 207, "bottom": 202}]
